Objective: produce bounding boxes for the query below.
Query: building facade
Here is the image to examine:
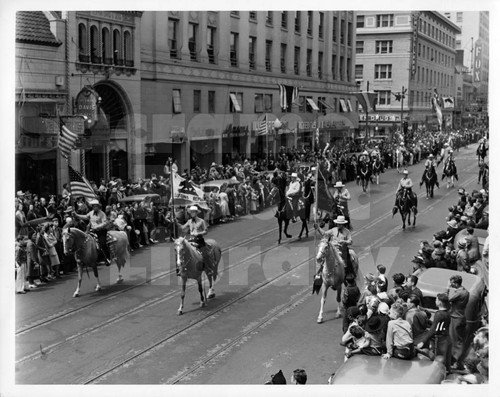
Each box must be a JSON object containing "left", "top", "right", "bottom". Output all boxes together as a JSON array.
[{"left": 355, "top": 11, "right": 460, "bottom": 138}]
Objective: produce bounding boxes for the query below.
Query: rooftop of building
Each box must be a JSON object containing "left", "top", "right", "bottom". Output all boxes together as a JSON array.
[{"left": 16, "top": 11, "right": 62, "bottom": 47}]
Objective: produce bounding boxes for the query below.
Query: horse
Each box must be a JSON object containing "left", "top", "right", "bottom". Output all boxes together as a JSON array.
[
  {"left": 315, "top": 237, "right": 359, "bottom": 323},
  {"left": 357, "top": 161, "right": 371, "bottom": 193},
  {"left": 174, "top": 236, "right": 221, "bottom": 315},
  {"left": 269, "top": 186, "right": 308, "bottom": 244},
  {"left": 442, "top": 159, "right": 458, "bottom": 189},
  {"left": 476, "top": 141, "right": 488, "bottom": 165},
  {"left": 420, "top": 165, "right": 439, "bottom": 199},
  {"left": 62, "top": 227, "right": 129, "bottom": 297},
  {"left": 392, "top": 188, "right": 418, "bottom": 229},
  {"left": 371, "top": 158, "right": 384, "bottom": 185}
]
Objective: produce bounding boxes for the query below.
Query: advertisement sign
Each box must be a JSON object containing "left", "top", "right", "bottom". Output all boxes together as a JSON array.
[
  {"left": 474, "top": 41, "right": 482, "bottom": 83},
  {"left": 75, "top": 86, "right": 100, "bottom": 128}
]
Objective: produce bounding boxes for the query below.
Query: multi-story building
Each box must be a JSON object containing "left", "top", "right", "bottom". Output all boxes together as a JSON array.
[
  {"left": 355, "top": 11, "right": 460, "bottom": 138},
  {"left": 140, "top": 11, "right": 359, "bottom": 176},
  {"left": 16, "top": 11, "right": 360, "bottom": 194},
  {"left": 443, "top": 11, "right": 489, "bottom": 127}
]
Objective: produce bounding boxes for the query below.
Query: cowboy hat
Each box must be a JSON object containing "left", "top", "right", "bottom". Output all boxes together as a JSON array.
[
  {"left": 428, "top": 154, "right": 434, "bottom": 158},
  {"left": 447, "top": 219, "right": 458, "bottom": 229},
  {"left": 89, "top": 199, "right": 101, "bottom": 206},
  {"left": 211, "top": 162, "right": 217, "bottom": 167},
  {"left": 412, "top": 255, "right": 425, "bottom": 264},
  {"left": 188, "top": 205, "right": 200, "bottom": 213},
  {"left": 377, "top": 302, "right": 390, "bottom": 315},
  {"left": 365, "top": 316, "right": 384, "bottom": 333},
  {"left": 363, "top": 150, "right": 369, "bottom": 155},
  {"left": 334, "top": 181, "right": 345, "bottom": 188},
  {"left": 457, "top": 239, "right": 468, "bottom": 249},
  {"left": 291, "top": 173, "right": 298, "bottom": 178},
  {"left": 16, "top": 190, "right": 25, "bottom": 197},
  {"left": 403, "top": 169, "right": 409, "bottom": 175},
  {"left": 334, "top": 215, "right": 348, "bottom": 224}
]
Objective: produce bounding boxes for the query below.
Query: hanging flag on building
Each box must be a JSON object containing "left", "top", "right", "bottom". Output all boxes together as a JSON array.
[
  {"left": 257, "top": 114, "right": 269, "bottom": 135},
  {"left": 278, "top": 84, "right": 299, "bottom": 111},
  {"left": 171, "top": 172, "right": 209, "bottom": 209},
  {"left": 352, "top": 91, "right": 377, "bottom": 113},
  {"left": 58, "top": 119, "right": 79, "bottom": 160},
  {"left": 430, "top": 88, "right": 443, "bottom": 130},
  {"left": 68, "top": 165, "right": 97, "bottom": 201}
]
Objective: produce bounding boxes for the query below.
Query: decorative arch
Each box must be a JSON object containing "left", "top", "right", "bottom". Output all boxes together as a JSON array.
[{"left": 93, "top": 80, "right": 133, "bottom": 133}]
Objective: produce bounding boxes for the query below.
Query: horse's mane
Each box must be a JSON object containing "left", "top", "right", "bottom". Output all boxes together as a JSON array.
[
  {"left": 176, "top": 236, "right": 201, "bottom": 257},
  {"left": 63, "top": 227, "right": 85, "bottom": 237}
]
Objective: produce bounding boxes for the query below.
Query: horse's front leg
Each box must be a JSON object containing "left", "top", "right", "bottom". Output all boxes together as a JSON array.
[
  {"left": 178, "top": 279, "right": 186, "bottom": 315},
  {"left": 207, "top": 275, "right": 215, "bottom": 299},
  {"left": 73, "top": 263, "right": 83, "bottom": 297},
  {"left": 401, "top": 213, "right": 406, "bottom": 229},
  {"left": 284, "top": 219, "right": 292, "bottom": 238},
  {"left": 317, "top": 284, "right": 327, "bottom": 324},
  {"left": 198, "top": 278, "right": 206, "bottom": 308},
  {"left": 336, "top": 287, "right": 343, "bottom": 318},
  {"left": 93, "top": 265, "right": 102, "bottom": 292},
  {"left": 277, "top": 219, "right": 282, "bottom": 244}
]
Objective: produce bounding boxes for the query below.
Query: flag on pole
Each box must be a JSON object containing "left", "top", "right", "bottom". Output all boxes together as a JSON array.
[
  {"left": 430, "top": 88, "right": 443, "bottom": 129},
  {"left": 68, "top": 165, "right": 97, "bottom": 201},
  {"left": 172, "top": 172, "right": 209, "bottom": 210},
  {"left": 278, "top": 84, "right": 299, "bottom": 111},
  {"left": 257, "top": 114, "right": 268, "bottom": 135},
  {"left": 59, "top": 119, "right": 79, "bottom": 160},
  {"left": 352, "top": 91, "right": 377, "bottom": 113}
]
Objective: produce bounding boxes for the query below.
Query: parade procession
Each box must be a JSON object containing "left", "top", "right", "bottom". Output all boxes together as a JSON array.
[{"left": 7, "top": 8, "right": 491, "bottom": 391}]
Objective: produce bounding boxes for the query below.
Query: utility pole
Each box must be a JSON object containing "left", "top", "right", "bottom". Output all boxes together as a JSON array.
[{"left": 365, "top": 81, "right": 370, "bottom": 144}]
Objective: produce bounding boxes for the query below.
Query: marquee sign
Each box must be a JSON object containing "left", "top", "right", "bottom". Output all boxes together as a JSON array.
[
  {"left": 359, "top": 114, "right": 401, "bottom": 122},
  {"left": 474, "top": 41, "right": 482, "bottom": 83},
  {"left": 410, "top": 12, "right": 420, "bottom": 78},
  {"left": 75, "top": 86, "right": 100, "bottom": 129}
]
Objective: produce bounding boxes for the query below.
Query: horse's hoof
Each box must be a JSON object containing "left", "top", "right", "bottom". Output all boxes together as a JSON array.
[
  {"left": 335, "top": 313, "right": 342, "bottom": 319},
  {"left": 207, "top": 292, "right": 215, "bottom": 299},
  {"left": 317, "top": 317, "right": 323, "bottom": 324},
  {"left": 200, "top": 301, "right": 207, "bottom": 308},
  {"left": 116, "top": 277, "right": 124, "bottom": 284},
  {"left": 73, "top": 292, "right": 79, "bottom": 298},
  {"left": 95, "top": 286, "right": 102, "bottom": 292},
  {"left": 177, "top": 310, "right": 183, "bottom": 315}
]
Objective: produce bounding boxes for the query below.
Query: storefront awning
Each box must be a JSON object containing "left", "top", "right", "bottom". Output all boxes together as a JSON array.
[
  {"left": 306, "top": 98, "right": 320, "bottom": 111},
  {"left": 229, "top": 93, "right": 242, "bottom": 112}
]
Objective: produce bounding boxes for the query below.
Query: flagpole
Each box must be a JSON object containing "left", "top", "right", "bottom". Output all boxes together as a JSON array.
[
  {"left": 265, "top": 113, "right": 268, "bottom": 170},
  {"left": 169, "top": 159, "right": 176, "bottom": 240}
]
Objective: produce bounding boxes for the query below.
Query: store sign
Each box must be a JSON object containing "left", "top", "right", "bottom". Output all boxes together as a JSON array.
[
  {"left": 75, "top": 86, "right": 99, "bottom": 128},
  {"left": 359, "top": 114, "right": 401, "bottom": 122},
  {"left": 410, "top": 12, "right": 420, "bottom": 78},
  {"left": 474, "top": 42, "right": 482, "bottom": 82},
  {"left": 222, "top": 124, "right": 250, "bottom": 137},
  {"left": 299, "top": 120, "right": 346, "bottom": 130},
  {"left": 17, "top": 134, "right": 58, "bottom": 150}
]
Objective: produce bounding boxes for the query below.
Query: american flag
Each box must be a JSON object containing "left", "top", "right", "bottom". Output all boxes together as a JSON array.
[
  {"left": 58, "top": 120, "right": 79, "bottom": 159},
  {"left": 278, "top": 84, "right": 299, "bottom": 111},
  {"left": 257, "top": 114, "right": 268, "bottom": 135},
  {"left": 68, "top": 165, "right": 97, "bottom": 201}
]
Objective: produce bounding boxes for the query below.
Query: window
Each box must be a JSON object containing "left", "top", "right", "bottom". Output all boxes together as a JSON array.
[
  {"left": 356, "top": 15, "right": 364, "bottom": 28},
  {"left": 347, "top": 57, "right": 352, "bottom": 81},
  {"left": 340, "top": 19, "right": 345, "bottom": 44},
  {"left": 207, "top": 27, "right": 216, "bottom": 64},
  {"left": 188, "top": 23, "right": 198, "bottom": 61},
  {"left": 169, "top": 19, "right": 179, "bottom": 59},
  {"left": 230, "top": 32, "right": 238, "bottom": 67},
  {"left": 229, "top": 92, "right": 242, "bottom": 112},
  {"left": 265, "top": 40, "right": 272, "bottom": 71},
  {"left": 102, "top": 27, "right": 111, "bottom": 64},
  {"left": 355, "top": 64, "right": 363, "bottom": 80},
  {"left": 456, "top": 40, "right": 461, "bottom": 48},
  {"left": 376, "top": 14, "right": 394, "bottom": 27},
  {"left": 208, "top": 91, "right": 215, "bottom": 113},
  {"left": 339, "top": 56, "right": 344, "bottom": 80},
  {"left": 332, "top": 54, "right": 337, "bottom": 79},
  {"left": 172, "top": 89, "right": 182, "bottom": 113},
  {"left": 298, "top": 96, "right": 306, "bottom": 112},
  {"left": 254, "top": 93, "right": 264, "bottom": 113},
  {"left": 90, "top": 25, "right": 100, "bottom": 63},
  {"left": 339, "top": 98, "right": 348, "bottom": 112},
  {"left": 376, "top": 40, "right": 393, "bottom": 54},
  {"left": 332, "top": 16, "right": 338, "bottom": 42},
  {"left": 193, "top": 90, "right": 201, "bottom": 112},
  {"left": 249, "top": 36, "right": 256, "bottom": 70},
  {"left": 307, "top": 11, "right": 313, "bottom": 35},
  {"left": 230, "top": 11, "right": 239, "bottom": 17},
  {"left": 295, "top": 11, "right": 301, "bottom": 33},
  {"left": 375, "top": 90, "right": 391, "bottom": 105},
  {"left": 113, "top": 29, "right": 122, "bottom": 65},
  {"left": 78, "top": 23, "right": 88, "bottom": 62},
  {"left": 374, "top": 64, "right": 392, "bottom": 79},
  {"left": 124, "top": 31, "right": 133, "bottom": 67},
  {"left": 356, "top": 41, "right": 364, "bottom": 54},
  {"left": 318, "top": 51, "right": 323, "bottom": 79},
  {"left": 305, "top": 96, "right": 316, "bottom": 113},
  {"left": 280, "top": 43, "right": 287, "bottom": 73},
  {"left": 418, "top": 43, "right": 421, "bottom": 56},
  {"left": 319, "top": 12, "right": 324, "bottom": 39},
  {"left": 347, "top": 22, "right": 353, "bottom": 46},
  {"left": 281, "top": 11, "right": 288, "bottom": 29},
  {"left": 318, "top": 96, "right": 327, "bottom": 113},
  {"left": 249, "top": 11, "right": 257, "bottom": 21},
  {"left": 332, "top": 98, "right": 337, "bottom": 112},
  {"left": 266, "top": 11, "right": 273, "bottom": 25},
  {"left": 294, "top": 46, "right": 300, "bottom": 75},
  {"left": 306, "top": 49, "right": 312, "bottom": 76},
  {"left": 456, "top": 12, "right": 463, "bottom": 23},
  {"left": 264, "top": 94, "right": 272, "bottom": 113}
]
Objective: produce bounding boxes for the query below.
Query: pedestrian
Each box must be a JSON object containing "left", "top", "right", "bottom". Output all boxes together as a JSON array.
[
  {"left": 447, "top": 275, "right": 469, "bottom": 370},
  {"left": 404, "top": 274, "right": 423, "bottom": 304},
  {"left": 376, "top": 264, "right": 388, "bottom": 286},
  {"left": 382, "top": 303, "right": 414, "bottom": 360},
  {"left": 388, "top": 273, "right": 405, "bottom": 302},
  {"left": 15, "top": 236, "right": 29, "bottom": 294},
  {"left": 341, "top": 273, "right": 361, "bottom": 333}
]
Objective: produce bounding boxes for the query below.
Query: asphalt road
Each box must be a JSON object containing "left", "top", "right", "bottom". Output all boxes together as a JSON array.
[{"left": 15, "top": 146, "right": 482, "bottom": 385}]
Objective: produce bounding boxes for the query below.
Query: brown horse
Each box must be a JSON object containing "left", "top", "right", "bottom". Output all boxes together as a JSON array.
[
  {"left": 269, "top": 186, "right": 308, "bottom": 244},
  {"left": 62, "top": 227, "right": 129, "bottom": 297},
  {"left": 174, "top": 236, "right": 221, "bottom": 315},
  {"left": 315, "top": 237, "right": 359, "bottom": 323}
]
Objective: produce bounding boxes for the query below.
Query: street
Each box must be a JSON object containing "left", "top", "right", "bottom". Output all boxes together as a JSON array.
[{"left": 15, "top": 146, "right": 481, "bottom": 385}]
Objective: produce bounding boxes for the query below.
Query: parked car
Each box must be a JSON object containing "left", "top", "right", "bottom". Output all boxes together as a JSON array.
[{"left": 329, "top": 355, "right": 446, "bottom": 384}]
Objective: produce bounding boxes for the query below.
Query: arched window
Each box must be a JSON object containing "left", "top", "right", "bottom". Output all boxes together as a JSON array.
[
  {"left": 78, "top": 23, "right": 89, "bottom": 62},
  {"left": 90, "top": 25, "right": 100, "bottom": 64},
  {"left": 102, "top": 27, "right": 111, "bottom": 64},
  {"left": 113, "top": 29, "right": 123, "bottom": 65},
  {"left": 124, "top": 30, "right": 133, "bottom": 67}
]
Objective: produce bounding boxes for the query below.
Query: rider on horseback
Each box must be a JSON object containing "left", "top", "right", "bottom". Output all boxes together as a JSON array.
[
  {"left": 420, "top": 154, "right": 439, "bottom": 188},
  {"left": 73, "top": 199, "right": 110, "bottom": 266},
  {"left": 176, "top": 205, "right": 212, "bottom": 276},
  {"left": 314, "top": 215, "right": 353, "bottom": 276},
  {"left": 394, "top": 170, "right": 417, "bottom": 211},
  {"left": 332, "top": 181, "right": 351, "bottom": 227},
  {"left": 287, "top": 173, "right": 302, "bottom": 223}
]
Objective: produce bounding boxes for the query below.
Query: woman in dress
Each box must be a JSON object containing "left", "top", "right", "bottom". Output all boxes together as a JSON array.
[
  {"left": 219, "top": 184, "right": 231, "bottom": 222},
  {"left": 41, "top": 223, "right": 60, "bottom": 279}
]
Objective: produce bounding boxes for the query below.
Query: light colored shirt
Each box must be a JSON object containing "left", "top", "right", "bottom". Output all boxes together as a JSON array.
[
  {"left": 286, "top": 180, "right": 301, "bottom": 197},
  {"left": 386, "top": 318, "right": 413, "bottom": 356},
  {"left": 333, "top": 188, "right": 351, "bottom": 203},
  {"left": 81, "top": 209, "right": 107, "bottom": 229},
  {"left": 321, "top": 226, "right": 352, "bottom": 246},
  {"left": 179, "top": 216, "right": 207, "bottom": 236},
  {"left": 398, "top": 177, "right": 413, "bottom": 190}
]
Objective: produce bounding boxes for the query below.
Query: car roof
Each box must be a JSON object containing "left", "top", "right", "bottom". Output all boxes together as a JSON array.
[
  {"left": 200, "top": 178, "right": 239, "bottom": 188},
  {"left": 418, "top": 268, "right": 485, "bottom": 297},
  {"left": 330, "top": 355, "right": 445, "bottom": 384}
]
